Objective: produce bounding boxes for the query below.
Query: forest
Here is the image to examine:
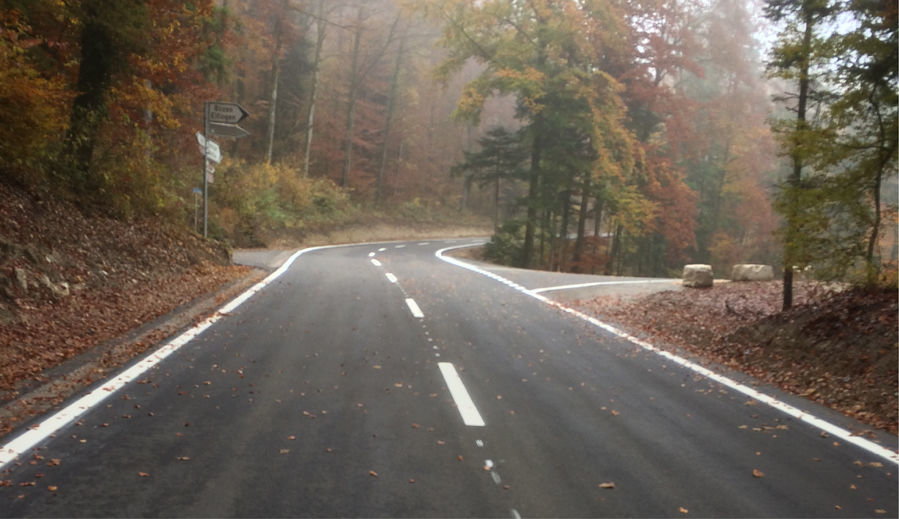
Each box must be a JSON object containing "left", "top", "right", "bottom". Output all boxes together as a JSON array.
[{"left": 0, "top": 0, "right": 895, "bottom": 287}]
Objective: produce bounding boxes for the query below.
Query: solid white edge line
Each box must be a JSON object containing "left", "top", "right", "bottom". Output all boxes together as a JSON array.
[
  {"left": 438, "top": 362, "right": 486, "bottom": 427},
  {"left": 385, "top": 273, "right": 398, "bottom": 284},
  {"left": 0, "top": 243, "right": 344, "bottom": 470},
  {"left": 435, "top": 243, "right": 899, "bottom": 465},
  {"left": 405, "top": 298, "right": 424, "bottom": 319},
  {"left": 532, "top": 279, "right": 678, "bottom": 294}
]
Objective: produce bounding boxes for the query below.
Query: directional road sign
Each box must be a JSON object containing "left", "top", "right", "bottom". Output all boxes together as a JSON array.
[
  {"left": 206, "top": 102, "right": 249, "bottom": 125},
  {"left": 195, "top": 132, "right": 222, "bottom": 163},
  {"left": 210, "top": 122, "right": 250, "bottom": 139}
]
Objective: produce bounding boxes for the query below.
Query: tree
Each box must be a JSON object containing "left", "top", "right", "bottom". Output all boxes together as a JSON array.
[
  {"left": 816, "top": 0, "right": 898, "bottom": 283},
  {"left": 430, "top": 0, "right": 638, "bottom": 268},
  {"left": 62, "top": 0, "right": 149, "bottom": 198},
  {"left": 451, "top": 126, "right": 527, "bottom": 229},
  {"left": 765, "top": 0, "right": 836, "bottom": 308}
]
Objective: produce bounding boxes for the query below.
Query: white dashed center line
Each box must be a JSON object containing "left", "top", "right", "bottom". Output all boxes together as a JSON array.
[
  {"left": 405, "top": 298, "right": 424, "bottom": 318},
  {"left": 385, "top": 273, "right": 398, "bottom": 283},
  {"left": 370, "top": 258, "right": 382, "bottom": 267},
  {"left": 438, "top": 362, "right": 486, "bottom": 427}
]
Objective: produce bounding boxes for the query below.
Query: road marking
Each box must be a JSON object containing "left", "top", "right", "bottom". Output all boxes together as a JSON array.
[
  {"left": 532, "top": 279, "right": 677, "bottom": 294},
  {"left": 438, "top": 362, "right": 486, "bottom": 427},
  {"left": 368, "top": 252, "right": 376, "bottom": 258},
  {"left": 395, "top": 244, "right": 406, "bottom": 249},
  {"left": 435, "top": 244, "right": 899, "bottom": 465},
  {"left": 405, "top": 298, "right": 424, "bottom": 319},
  {"left": 378, "top": 247, "right": 387, "bottom": 252},
  {"left": 419, "top": 242, "right": 430, "bottom": 246},
  {"left": 0, "top": 244, "right": 339, "bottom": 470},
  {"left": 385, "top": 273, "right": 398, "bottom": 283},
  {"left": 371, "top": 259, "right": 382, "bottom": 267}
]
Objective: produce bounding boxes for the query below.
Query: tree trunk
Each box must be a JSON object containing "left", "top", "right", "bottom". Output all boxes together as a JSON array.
[
  {"left": 64, "top": 2, "right": 115, "bottom": 194},
  {"left": 302, "top": 0, "right": 326, "bottom": 178},
  {"left": 523, "top": 115, "right": 543, "bottom": 268},
  {"left": 376, "top": 30, "right": 406, "bottom": 204},
  {"left": 341, "top": 7, "right": 364, "bottom": 188},
  {"left": 783, "top": 9, "right": 814, "bottom": 311},
  {"left": 493, "top": 176, "right": 501, "bottom": 231},
  {"left": 265, "top": 2, "right": 286, "bottom": 165},
  {"left": 572, "top": 175, "right": 591, "bottom": 272}
]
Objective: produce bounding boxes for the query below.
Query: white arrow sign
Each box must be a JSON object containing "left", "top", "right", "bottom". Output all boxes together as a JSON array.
[
  {"left": 195, "top": 132, "right": 222, "bottom": 163},
  {"left": 206, "top": 102, "right": 249, "bottom": 125}
]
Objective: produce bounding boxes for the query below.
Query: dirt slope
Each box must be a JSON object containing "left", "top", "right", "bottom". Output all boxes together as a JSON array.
[
  {"left": 0, "top": 182, "right": 251, "bottom": 434},
  {"left": 575, "top": 281, "right": 898, "bottom": 435}
]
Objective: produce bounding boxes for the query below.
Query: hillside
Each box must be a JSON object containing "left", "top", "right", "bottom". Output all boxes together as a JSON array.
[
  {"left": 0, "top": 182, "right": 253, "bottom": 435},
  {"left": 576, "top": 282, "right": 898, "bottom": 435}
]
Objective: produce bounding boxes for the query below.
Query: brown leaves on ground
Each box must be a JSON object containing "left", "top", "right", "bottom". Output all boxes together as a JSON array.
[
  {"left": 0, "top": 182, "right": 253, "bottom": 437},
  {"left": 576, "top": 281, "right": 898, "bottom": 434}
]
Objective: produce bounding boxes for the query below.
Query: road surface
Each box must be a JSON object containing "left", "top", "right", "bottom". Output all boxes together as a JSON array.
[{"left": 1, "top": 239, "right": 896, "bottom": 517}]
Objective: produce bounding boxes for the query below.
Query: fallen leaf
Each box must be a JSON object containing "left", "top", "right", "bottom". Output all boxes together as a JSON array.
[
  {"left": 176, "top": 456, "right": 191, "bottom": 462},
  {"left": 47, "top": 485, "right": 58, "bottom": 492},
  {"left": 368, "top": 470, "right": 379, "bottom": 478},
  {"left": 408, "top": 478, "right": 416, "bottom": 484},
  {"left": 752, "top": 469, "right": 765, "bottom": 478},
  {"left": 287, "top": 435, "right": 297, "bottom": 441},
  {"left": 138, "top": 472, "right": 150, "bottom": 478},
  {"left": 280, "top": 449, "right": 290, "bottom": 455},
  {"left": 598, "top": 482, "right": 616, "bottom": 489},
  {"left": 679, "top": 507, "right": 689, "bottom": 514}
]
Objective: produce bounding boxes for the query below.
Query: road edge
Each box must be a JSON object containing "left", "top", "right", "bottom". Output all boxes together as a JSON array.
[{"left": 435, "top": 243, "right": 899, "bottom": 465}]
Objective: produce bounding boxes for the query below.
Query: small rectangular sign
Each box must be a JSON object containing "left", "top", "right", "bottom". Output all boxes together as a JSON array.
[{"left": 195, "top": 132, "right": 222, "bottom": 163}]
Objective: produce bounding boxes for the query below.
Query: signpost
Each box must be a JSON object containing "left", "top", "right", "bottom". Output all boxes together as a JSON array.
[{"left": 198, "top": 102, "right": 250, "bottom": 238}]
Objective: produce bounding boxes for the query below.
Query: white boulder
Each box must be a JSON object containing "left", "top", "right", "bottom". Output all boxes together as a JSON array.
[
  {"left": 731, "top": 264, "right": 774, "bottom": 282},
  {"left": 683, "top": 264, "right": 713, "bottom": 288}
]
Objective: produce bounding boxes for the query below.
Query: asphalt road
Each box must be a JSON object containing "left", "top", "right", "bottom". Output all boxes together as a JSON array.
[{"left": 1, "top": 239, "right": 896, "bottom": 517}]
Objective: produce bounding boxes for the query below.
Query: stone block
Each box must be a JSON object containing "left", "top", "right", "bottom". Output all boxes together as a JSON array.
[
  {"left": 683, "top": 264, "right": 713, "bottom": 288},
  {"left": 731, "top": 264, "right": 774, "bottom": 282}
]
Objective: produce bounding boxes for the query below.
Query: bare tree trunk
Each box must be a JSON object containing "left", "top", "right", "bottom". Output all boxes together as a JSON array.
[
  {"left": 302, "top": 0, "right": 326, "bottom": 178},
  {"left": 376, "top": 29, "right": 406, "bottom": 204},
  {"left": 265, "top": 2, "right": 286, "bottom": 165},
  {"left": 340, "top": 6, "right": 364, "bottom": 188}
]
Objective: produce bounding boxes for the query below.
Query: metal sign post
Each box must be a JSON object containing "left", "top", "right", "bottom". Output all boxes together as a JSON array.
[
  {"left": 197, "top": 101, "right": 249, "bottom": 239},
  {"left": 203, "top": 102, "right": 210, "bottom": 238}
]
